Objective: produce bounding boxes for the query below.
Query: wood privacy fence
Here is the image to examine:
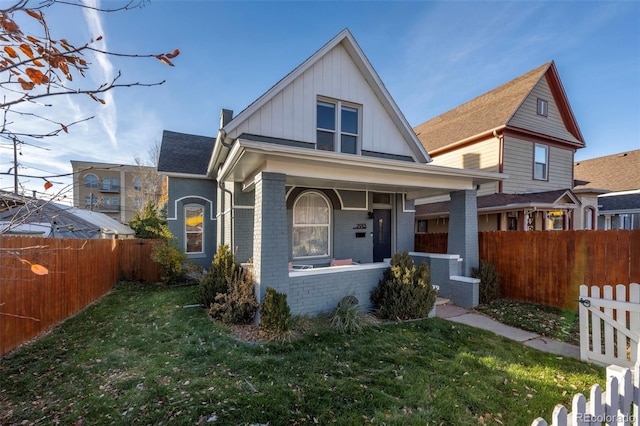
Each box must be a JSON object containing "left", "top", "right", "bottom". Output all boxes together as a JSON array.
[
  {"left": 0, "top": 236, "right": 162, "bottom": 356},
  {"left": 415, "top": 230, "right": 640, "bottom": 310}
]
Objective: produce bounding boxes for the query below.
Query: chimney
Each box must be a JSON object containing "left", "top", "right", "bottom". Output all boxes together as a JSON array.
[
  {"left": 32, "top": 190, "right": 37, "bottom": 198},
  {"left": 220, "top": 109, "right": 233, "bottom": 128}
]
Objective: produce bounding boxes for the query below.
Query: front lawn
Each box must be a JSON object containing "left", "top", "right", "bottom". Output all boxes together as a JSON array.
[{"left": 0, "top": 282, "right": 602, "bottom": 425}]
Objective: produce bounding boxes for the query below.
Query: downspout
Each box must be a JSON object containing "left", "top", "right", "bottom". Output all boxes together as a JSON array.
[{"left": 219, "top": 180, "right": 233, "bottom": 250}]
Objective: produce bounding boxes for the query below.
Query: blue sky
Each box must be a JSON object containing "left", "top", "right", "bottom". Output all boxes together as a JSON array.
[{"left": 1, "top": 0, "right": 639, "bottom": 200}]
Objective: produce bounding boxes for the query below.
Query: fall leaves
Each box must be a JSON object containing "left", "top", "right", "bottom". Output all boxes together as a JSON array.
[{"left": 0, "top": 7, "right": 180, "bottom": 104}]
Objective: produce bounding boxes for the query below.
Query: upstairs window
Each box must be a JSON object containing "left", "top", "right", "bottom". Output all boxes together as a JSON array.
[
  {"left": 537, "top": 98, "right": 548, "bottom": 117},
  {"left": 84, "top": 174, "right": 98, "bottom": 188},
  {"left": 133, "top": 177, "right": 142, "bottom": 191},
  {"left": 102, "top": 177, "right": 120, "bottom": 191},
  {"left": 534, "top": 144, "right": 548, "bottom": 180},
  {"left": 316, "top": 99, "right": 359, "bottom": 154}
]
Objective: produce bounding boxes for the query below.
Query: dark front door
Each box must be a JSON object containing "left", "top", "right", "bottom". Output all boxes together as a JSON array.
[{"left": 373, "top": 209, "right": 391, "bottom": 262}]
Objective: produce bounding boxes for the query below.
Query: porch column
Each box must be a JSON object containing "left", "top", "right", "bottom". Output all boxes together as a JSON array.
[
  {"left": 253, "top": 172, "right": 289, "bottom": 304},
  {"left": 448, "top": 189, "right": 478, "bottom": 276}
]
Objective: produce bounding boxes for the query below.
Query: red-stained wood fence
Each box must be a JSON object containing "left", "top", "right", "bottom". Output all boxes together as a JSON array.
[
  {"left": 0, "top": 236, "right": 162, "bottom": 356},
  {"left": 415, "top": 230, "right": 640, "bottom": 310}
]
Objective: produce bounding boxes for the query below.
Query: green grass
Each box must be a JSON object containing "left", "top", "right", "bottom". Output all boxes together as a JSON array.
[
  {"left": 475, "top": 300, "right": 581, "bottom": 345},
  {"left": 1, "top": 282, "right": 602, "bottom": 425}
]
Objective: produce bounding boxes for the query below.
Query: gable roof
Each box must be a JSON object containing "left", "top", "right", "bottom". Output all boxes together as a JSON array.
[
  {"left": 158, "top": 130, "right": 216, "bottom": 176},
  {"left": 415, "top": 189, "right": 580, "bottom": 217},
  {"left": 220, "top": 28, "right": 430, "bottom": 164},
  {"left": 413, "top": 61, "right": 585, "bottom": 155},
  {"left": 574, "top": 149, "right": 640, "bottom": 192}
]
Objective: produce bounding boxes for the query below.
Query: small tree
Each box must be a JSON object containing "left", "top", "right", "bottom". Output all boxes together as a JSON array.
[
  {"left": 370, "top": 251, "right": 437, "bottom": 320},
  {"left": 129, "top": 201, "right": 171, "bottom": 239}
]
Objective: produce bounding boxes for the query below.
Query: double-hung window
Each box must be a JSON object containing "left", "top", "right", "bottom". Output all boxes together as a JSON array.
[
  {"left": 185, "top": 205, "right": 204, "bottom": 253},
  {"left": 534, "top": 144, "right": 548, "bottom": 180},
  {"left": 316, "top": 99, "right": 359, "bottom": 154}
]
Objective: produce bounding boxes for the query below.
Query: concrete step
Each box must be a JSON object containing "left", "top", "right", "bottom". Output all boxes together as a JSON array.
[{"left": 436, "top": 297, "right": 450, "bottom": 306}]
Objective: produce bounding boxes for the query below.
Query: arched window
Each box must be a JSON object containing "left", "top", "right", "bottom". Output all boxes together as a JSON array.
[
  {"left": 292, "top": 192, "right": 331, "bottom": 258},
  {"left": 84, "top": 174, "right": 98, "bottom": 188}
]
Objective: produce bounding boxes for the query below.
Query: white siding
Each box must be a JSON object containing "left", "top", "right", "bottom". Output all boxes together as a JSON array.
[
  {"left": 228, "top": 44, "right": 415, "bottom": 158},
  {"left": 430, "top": 138, "right": 500, "bottom": 195},
  {"left": 508, "top": 77, "right": 581, "bottom": 144},
  {"left": 502, "top": 136, "right": 574, "bottom": 194}
]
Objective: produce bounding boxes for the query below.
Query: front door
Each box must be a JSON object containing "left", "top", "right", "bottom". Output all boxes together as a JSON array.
[{"left": 373, "top": 209, "right": 391, "bottom": 262}]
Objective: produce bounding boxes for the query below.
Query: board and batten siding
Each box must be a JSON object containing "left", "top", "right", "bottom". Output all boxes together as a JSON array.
[
  {"left": 227, "top": 43, "right": 416, "bottom": 159},
  {"left": 508, "top": 76, "right": 581, "bottom": 144},
  {"left": 430, "top": 138, "right": 500, "bottom": 196},
  {"left": 501, "top": 137, "right": 574, "bottom": 194}
]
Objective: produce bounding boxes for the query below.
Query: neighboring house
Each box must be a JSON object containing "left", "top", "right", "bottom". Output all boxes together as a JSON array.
[
  {"left": 71, "top": 160, "right": 159, "bottom": 224},
  {"left": 0, "top": 190, "right": 135, "bottom": 238},
  {"left": 158, "top": 29, "right": 503, "bottom": 313},
  {"left": 574, "top": 149, "right": 640, "bottom": 230},
  {"left": 413, "top": 61, "right": 587, "bottom": 232}
]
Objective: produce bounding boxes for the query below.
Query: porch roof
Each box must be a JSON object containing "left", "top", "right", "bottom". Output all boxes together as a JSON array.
[
  {"left": 216, "top": 138, "right": 505, "bottom": 199},
  {"left": 415, "top": 189, "right": 581, "bottom": 218}
]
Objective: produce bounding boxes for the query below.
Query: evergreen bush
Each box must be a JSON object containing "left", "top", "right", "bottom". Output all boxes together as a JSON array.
[
  {"left": 259, "top": 287, "right": 291, "bottom": 338},
  {"left": 370, "top": 251, "right": 437, "bottom": 320},
  {"left": 208, "top": 269, "right": 258, "bottom": 324},
  {"left": 472, "top": 260, "right": 500, "bottom": 304},
  {"left": 198, "top": 245, "right": 239, "bottom": 307}
]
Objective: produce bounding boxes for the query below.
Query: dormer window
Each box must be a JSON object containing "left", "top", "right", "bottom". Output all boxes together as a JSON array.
[
  {"left": 316, "top": 98, "right": 360, "bottom": 154},
  {"left": 537, "top": 98, "right": 548, "bottom": 117}
]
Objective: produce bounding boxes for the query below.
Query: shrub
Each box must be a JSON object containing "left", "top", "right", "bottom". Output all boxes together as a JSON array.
[
  {"left": 472, "top": 260, "right": 500, "bottom": 304},
  {"left": 209, "top": 269, "right": 258, "bottom": 324},
  {"left": 329, "top": 296, "right": 373, "bottom": 334},
  {"left": 260, "top": 287, "right": 291, "bottom": 339},
  {"left": 151, "top": 240, "right": 186, "bottom": 284},
  {"left": 370, "top": 251, "right": 437, "bottom": 320},
  {"left": 198, "top": 245, "right": 239, "bottom": 307}
]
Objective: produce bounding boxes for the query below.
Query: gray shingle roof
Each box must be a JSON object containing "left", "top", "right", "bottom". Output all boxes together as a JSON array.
[
  {"left": 599, "top": 192, "right": 640, "bottom": 212},
  {"left": 158, "top": 130, "right": 216, "bottom": 176}
]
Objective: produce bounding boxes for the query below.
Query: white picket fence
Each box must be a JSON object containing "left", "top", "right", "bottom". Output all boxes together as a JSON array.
[
  {"left": 579, "top": 284, "right": 640, "bottom": 368},
  {"left": 531, "top": 364, "right": 639, "bottom": 426},
  {"left": 532, "top": 284, "right": 640, "bottom": 425}
]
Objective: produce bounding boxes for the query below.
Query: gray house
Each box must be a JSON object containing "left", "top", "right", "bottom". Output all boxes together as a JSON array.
[{"left": 158, "top": 29, "right": 503, "bottom": 314}]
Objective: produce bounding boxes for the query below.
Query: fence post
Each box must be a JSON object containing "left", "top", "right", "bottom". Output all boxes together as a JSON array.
[{"left": 580, "top": 285, "right": 589, "bottom": 362}]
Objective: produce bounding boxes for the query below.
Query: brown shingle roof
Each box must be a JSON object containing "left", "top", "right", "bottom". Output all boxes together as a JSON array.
[
  {"left": 413, "top": 62, "right": 552, "bottom": 153},
  {"left": 574, "top": 149, "right": 640, "bottom": 192}
]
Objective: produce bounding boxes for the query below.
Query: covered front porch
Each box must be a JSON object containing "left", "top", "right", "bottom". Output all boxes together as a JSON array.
[{"left": 216, "top": 138, "right": 503, "bottom": 315}]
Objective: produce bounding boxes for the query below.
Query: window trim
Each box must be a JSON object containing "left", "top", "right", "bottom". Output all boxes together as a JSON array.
[
  {"left": 84, "top": 174, "right": 98, "bottom": 189},
  {"left": 533, "top": 143, "right": 549, "bottom": 181},
  {"left": 316, "top": 97, "right": 361, "bottom": 154},
  {"left": 184, "top": 204, "right": 204, "bottom": 254},
  {"left": 537, "top": 98, "right": 548, "bottom": 117},
  {"left": 292, "top": 191, "right": 332, "bottom": 259}
]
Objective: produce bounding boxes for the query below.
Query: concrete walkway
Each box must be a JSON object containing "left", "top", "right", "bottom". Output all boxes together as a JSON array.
[{"left": 436, "top": 303, "right": 581, "bottom": 360}]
